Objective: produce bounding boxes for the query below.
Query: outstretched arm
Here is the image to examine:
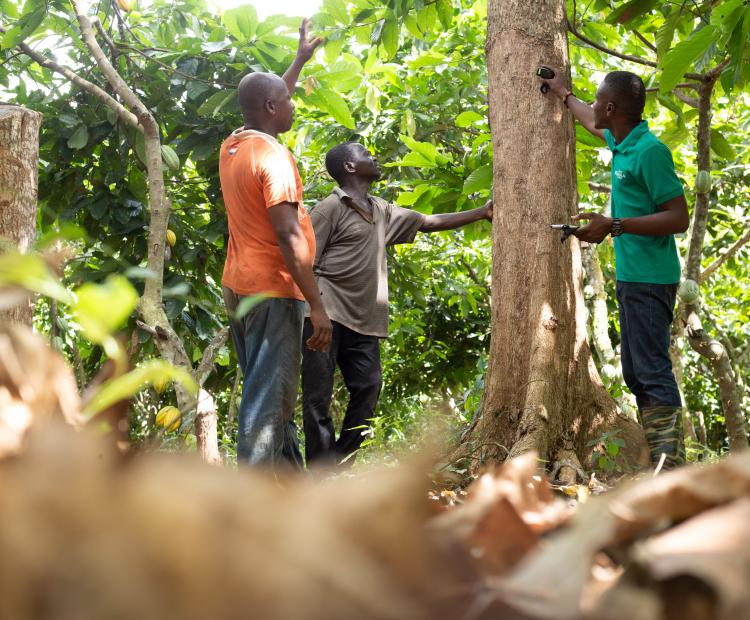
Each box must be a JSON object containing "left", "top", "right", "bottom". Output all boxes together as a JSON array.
[
  {"left": 282, "top": 18, "right": 323, "bottom": 95},
  {"left": 538, "top": 66, "right": 605, "bottom": 142},
  {"left": 419, "top": 200, "right": 492, "bottom": 233}
]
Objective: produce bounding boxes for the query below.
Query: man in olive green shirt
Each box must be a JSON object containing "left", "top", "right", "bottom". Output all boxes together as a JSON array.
[
  {"left": 540, "top": 69, "right": 690, "bottom": 469},
  {"left": 302, "top": 142, "right": 492, "bottom": 468}
]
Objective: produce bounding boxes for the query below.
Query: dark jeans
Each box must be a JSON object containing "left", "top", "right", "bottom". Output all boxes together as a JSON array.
[
  {"left": 616, "top": 281, "right": 682, "bottom": 410},
  {"left": 223, "top": 288, "right": 304, "bottom": 470},
  {"left": 301, "top": 319, "right": 382, "bottom": 467}
]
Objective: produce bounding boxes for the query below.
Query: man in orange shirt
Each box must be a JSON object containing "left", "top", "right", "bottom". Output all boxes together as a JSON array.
[{"left": 220, "top": 20, "right": 332, "bottom": 469}]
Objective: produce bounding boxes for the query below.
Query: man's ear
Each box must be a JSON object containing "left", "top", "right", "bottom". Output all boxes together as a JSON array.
[
  {"left": 606, "top": 101, "right": 616, "bottom": 115},
  {"left": 264, "top": 99, "right": 275, "bottom": 115},
  {"left": 343, "top": 161, "right": 356, "bottom": 174}
]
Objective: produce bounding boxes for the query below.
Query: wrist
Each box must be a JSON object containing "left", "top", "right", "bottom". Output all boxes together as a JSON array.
[{"left": 610, "top": 217, "right": 623, "bottom": 237}]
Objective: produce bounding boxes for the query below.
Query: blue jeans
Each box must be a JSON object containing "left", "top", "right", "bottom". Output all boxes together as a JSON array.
[
  {"left": 616, "top": 281, "right": 682, "bottom": 410},
  {"left": 223, "top": 289, "right": 304, "bottom": 470}
]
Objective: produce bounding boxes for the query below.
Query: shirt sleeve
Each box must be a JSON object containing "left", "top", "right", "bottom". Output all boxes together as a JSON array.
[
  {"left": 639, "top": 144, "right": 685, "bottom": 207},
  {"left": 310, "top": 204, "right": 334, "bottom": 267},
  {"left": 258, "top": 149, "right": 300, "bottom": 208},
  {"left": 384, "top": 202, "right": 426, "bottom": 246}
]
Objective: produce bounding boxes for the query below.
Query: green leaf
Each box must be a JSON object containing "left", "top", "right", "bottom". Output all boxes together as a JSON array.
[
  {"left": 223, "top": 5, "right": 258, "bottom": 42},
  {"left": 436, "top": 0, "right": 453, "bottom": 29},
  {"left": 409, "top": 51, "right": 448, "bottom": 69},
  {"left": 659, "top": 26, "right": 719, "bottom": 94},
  {"left": 233, "top": 293, "right": 267, "bottom": 320},
  {"left": 197, "top": 89, "right": 236, "bottom": 117},
  {"left": 83, "top": 360, "right": 197, "bottom": 419},
  {"left": 606, "top": 0, "right": 658, "bottom": 25},
  {"left": 67, "top": 125, "right": 89, "bottom": 150},
  {"left": 306, "top": 88, "right": 356, "bottom": 129},
  {"left": 1, "top": 3, "right": 46, "bottom": 50},
  {"left": 380, "top": 19, "right": 399, "bottom": 60},
  {"left": 655, "top": 11, "right": 680, "bottom": 59},
  {"left": 710, "top": 128, "right": 736, "bottom": 160},
  {"left": 417, "top": 4, "right": 437, "bottom": 34},
  {"left": 462, "top": 164, "right": 493, "bottom": 195},
  {"left": 401, "top": 134, "right": 452, "bottom": 164},
  {"left": 73, "top": 275, "right": 138, "bottom": 354},
  {"left": 396, "top": 184, "right": 432, "bottom": 206},
  {"left": 455, "top": 111, "right": 483, "bottom": 127},
  {"left": 0, "top": 250, "right": 73, "bottom": 306}
]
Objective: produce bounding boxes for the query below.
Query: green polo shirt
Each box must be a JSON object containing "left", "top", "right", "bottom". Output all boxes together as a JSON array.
[{"left": 605, "top": 121, "right": 684, "bottom": 284}]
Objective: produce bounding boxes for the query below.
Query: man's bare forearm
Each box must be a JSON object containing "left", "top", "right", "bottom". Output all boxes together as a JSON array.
[
  {"left": 277, "top": 230, "right": 325, "bottom": 311},
  {"left": 420, "top": 204, "right": 491, "bottom": 233},
  {"left": 282, "top": 56, "right": 307, "bottom": 95}
]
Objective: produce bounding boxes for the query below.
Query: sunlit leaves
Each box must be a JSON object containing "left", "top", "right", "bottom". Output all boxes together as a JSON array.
[
  {"left": 462, "top": 164, "right": 492, "bottom": 195},
  {"left": 66, "top": 125, "right": 89, "bottom": 150},
  {"left": 305, "top": 87, "right": 356, "bottom": 129},
  {"left": 659, "top": 26, "right": 719, "bottom": 93},
  {"left": 222, "top": 5, "right": 258, "bottom": 42}
]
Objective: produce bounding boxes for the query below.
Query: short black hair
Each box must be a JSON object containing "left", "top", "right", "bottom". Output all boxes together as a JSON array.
[
  {"left": 325, "top": 142, "right": 362, "bottom": 185},
  {"left": 603, "top": 71, "right": 646, "bottom": 119}
]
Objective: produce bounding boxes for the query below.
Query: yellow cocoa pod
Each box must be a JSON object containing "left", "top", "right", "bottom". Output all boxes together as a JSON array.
[
  {"left": 155, "top": 405, "right": 181, "bottom": 432},
  {"left": 166, "top": 229, "right": 177, "bottom": 247}
]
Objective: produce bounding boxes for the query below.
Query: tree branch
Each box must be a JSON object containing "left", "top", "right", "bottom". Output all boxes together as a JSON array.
[
  {"left": 0, "top": 25, "right": 141, "bottom": 131},
  {"left": 632, "top": 29, "right": 656, "bottom": 52},
  {"left": 193, "top": 327, "right": 230, "bottom": 386},
  {"left": 700, "top": 225, "right": 750, "bottom": 284}
]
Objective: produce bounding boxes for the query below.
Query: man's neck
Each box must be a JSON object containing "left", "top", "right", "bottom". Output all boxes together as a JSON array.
[
  {"left": 610, "top": 118, "right": 642, "bottom": 144},
  {"left": 339, "top": 177, "right": 373, "bottom": 200},
  {"left": 243, "top": 122, "right": 277, "bottom": 138}
]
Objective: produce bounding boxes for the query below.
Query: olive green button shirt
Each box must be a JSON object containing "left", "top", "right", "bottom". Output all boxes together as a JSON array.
[
  {"left": 604, "top": 121, "right": 684, "bottom": 284},
  {"left": 308, "top": 187, "right": 425, "bottom": 337}
]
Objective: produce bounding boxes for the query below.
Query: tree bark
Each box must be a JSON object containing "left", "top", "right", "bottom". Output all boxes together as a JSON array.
[
  {"left": 0, "top": 105, "right": 43, "bottom": 327},
  {"left": 681, "top": 79, "right": 747, "bottom": 452},
  {"left": 461, "top": 0, "right": 647, "bottom": 472}
]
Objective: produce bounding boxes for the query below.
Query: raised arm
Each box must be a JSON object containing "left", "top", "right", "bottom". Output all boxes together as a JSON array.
[
  {"left": 538, "top": 66, "right": 605, "bottom": 142},
  {"left": 419, "top": 200, "right": 492, "bottom": 233},
  {"left": 282, "top": 18, "right": 323, "bottom": 95}
]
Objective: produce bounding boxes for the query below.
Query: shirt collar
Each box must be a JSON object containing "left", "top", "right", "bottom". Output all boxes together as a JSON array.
[
  {"left": 612, "top": 120, "right": 649, "bottom": 153},
  {"left": 332, "top": 186, "right": 375, "bottom": 223}
]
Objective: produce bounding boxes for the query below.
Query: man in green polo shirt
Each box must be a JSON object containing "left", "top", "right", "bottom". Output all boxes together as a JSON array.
[{"left": 539, "top": 69, "right": 690, "bottom": 469}]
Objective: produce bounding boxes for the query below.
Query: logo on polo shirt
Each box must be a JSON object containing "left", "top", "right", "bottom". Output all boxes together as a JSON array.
[{"left": 615, "top": 169, "right": 627, "bottom": 181}]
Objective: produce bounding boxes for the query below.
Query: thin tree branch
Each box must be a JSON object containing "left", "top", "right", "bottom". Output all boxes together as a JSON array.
[
  {"left": 632, "top": 29, "right": 657, "bottom": 52},
  {"left": 673, "top": 90, "right": 699, "bottom": 108},
  {"left": 700, "top": 225, "right": 750, "bottom": 284},
  {"left": 0, "top": 24, "right": 141, "bottom": 130},
  {"left": 193, "top": 327, "right": 230, "bottom": 386},
  {"left": 588, "top": 182, "right": 611, "bottom": 193}
]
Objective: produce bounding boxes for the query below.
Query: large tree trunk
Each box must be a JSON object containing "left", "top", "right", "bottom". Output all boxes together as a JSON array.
[
  {"left": 0, "top": 104, "right": 43, "bottom": 327},
  {"left": 462, "top": 0, "right": 647, "bottom": 473}
]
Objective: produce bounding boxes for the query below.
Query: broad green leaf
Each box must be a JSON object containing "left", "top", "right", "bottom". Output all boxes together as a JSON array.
[
  {"left": 223, "top": 5, "right": 258, "bottom": 42},
  {"left": 198, "top": 89, "right": 236, "bottom": 117},
  {"left": 73, "top": 275, "right": 138, "bottom": 354},
  {"left": 67, "top": 125, "right": 89, "bottom": 150},
  {"left": 83, "top": 360, "right": 197, "bottom": 419},
  {"left": 455, "top": 111, "right": 483, "bottom": 127},
  {"left": 606, "top": 0, "right": 658, "bottom": 25},
  {"left": 380, "top": 19, "right": 399, "bottom": 60},
  {"left": 436, "top": 0, "right": 453, "bottom": 29},
  {"left": 1, "top": 4, "right": 46, "bottom": 50},
  {"left": 710, "top": 128, "right": 736, "bottom": 160},
  {"left": 396, "top": 184, "right": 432, "bottom": 206},
  {"left": 417, "top": 4, "right": 437, "bottom": 34},
  {"left": 306, "top": 88, "right": 356, "bottom": 129},
  {"left": 401, "top": 134, "right": 452, "bottom": 164},
  {"left": 324, "top": 36, "right": 345, "bottom": 64},
  {"left": 323, "top": 0, "right": 349, "bottom": 24},
  {"left": 655, "top": 11, "right": 680, "bottom": 59},
  {"left": 409, "top": 51, "right": 447, "bottom": 69},
  {"left": 0, "top": 251, "right": 73, "bottom": 306},
  {"left": 659, "top": 26, "right": 719, "bottom": 94},
  {"left": 576, "top": 125, "right": 603, "bottom": 148},
  {"left": 385, "top": 151, "right": 434, "bottom": 168},
  {"left": 462, "top": 164, "right": 493, "bottom": 195}
]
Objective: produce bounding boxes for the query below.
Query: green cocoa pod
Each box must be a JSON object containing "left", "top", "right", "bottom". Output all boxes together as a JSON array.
[
  {"left": 678, "top": 279, "right": 700, "bottom": 304},
  {"left": 695, "top": 170, "right": 711, "bottom": 194},
  {"left": 161, "top": 144, "right": 180, "bottom": 172}
]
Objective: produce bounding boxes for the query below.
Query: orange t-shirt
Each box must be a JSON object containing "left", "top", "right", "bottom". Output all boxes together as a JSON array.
[{"left": 219, "top": 128, "right": 315, "bottom": 300}]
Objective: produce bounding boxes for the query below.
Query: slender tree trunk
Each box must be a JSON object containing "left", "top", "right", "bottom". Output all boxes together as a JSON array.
[
  {"left": 0, "top": 104, "right": 43, "bottom": 326},
  {"left": 682, "top": 79, "right": 747, "bottom": 452},
  {"left": 460, "top": 0, "right": 647, "bottom": 472}
]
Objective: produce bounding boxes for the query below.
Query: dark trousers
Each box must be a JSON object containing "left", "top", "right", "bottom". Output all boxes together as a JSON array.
[
  {"left": 301, "top": 319, "right": 382, "bottom": 467},
  {"left": 223, "top": 289, "right": 305, "bottom": 471},
  {"left": 616, "top": 281, "right": 682, "bottom": 409}
]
